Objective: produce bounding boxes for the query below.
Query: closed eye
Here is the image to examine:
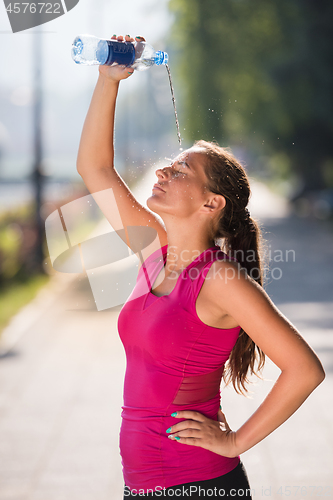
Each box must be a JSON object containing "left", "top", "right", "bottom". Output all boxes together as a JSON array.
[
  {"left": 173, "top": 169, "right": 186, "bottom": 177},
  {"left": 165, "top": 163, "right": 187, "bottom": 176},
  {"left": 165, "top": 157, "right": 191, "bottom": 171},
  {"left": 177, "top": 160, "right": 191, "bottom": 170},
  {"left": 163, "top": 158, "right": 189, "bottom": 176},
  {"left": 173, "top": 168, "right": 187, "bottom": 176}
]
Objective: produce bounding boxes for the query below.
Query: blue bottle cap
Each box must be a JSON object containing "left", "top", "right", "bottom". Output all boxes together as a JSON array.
[{"left": 154, "top": 51, "right": 168, "bottom": 66}]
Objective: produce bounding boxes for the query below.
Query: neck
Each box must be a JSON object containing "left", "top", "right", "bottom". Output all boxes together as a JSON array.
[{"left": 162, "top": 217, "right": 216, "bottom": 272}]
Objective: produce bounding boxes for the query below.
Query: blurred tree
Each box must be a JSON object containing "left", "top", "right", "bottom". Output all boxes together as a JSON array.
[{"left": 168, "top": 0, "right": 333, "bottom": 191}]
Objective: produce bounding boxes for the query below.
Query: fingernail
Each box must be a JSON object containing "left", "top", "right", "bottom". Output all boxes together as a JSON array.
[
  {"left": 127, "top": 71, "right": 133, "bottom": 75},
  {"left": 113, "top": 34, "right": 116, "bottom": 37},
  {"left": 166, "top": 427, "right": 172, "bottom": 433},
  {"left": 219, "top": 405, "right": 222, "bottom": 410},
  {"left": 175, "top": 436, "right": 180, "bottom": 441},
  {"left": 126, "top": 34, "right": 130, "bottom": 37},
  {"left": 171, "top": 412, "right": 177, "bottom": 417}
]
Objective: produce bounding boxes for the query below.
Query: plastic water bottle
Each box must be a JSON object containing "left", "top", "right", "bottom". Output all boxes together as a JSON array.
[{"left": 71, "top": 34, "right": 168, "bottom": 71}]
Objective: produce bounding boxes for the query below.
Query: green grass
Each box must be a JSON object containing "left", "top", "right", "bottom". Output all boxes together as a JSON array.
[{"left": 0, "top": 274, "right": 51, "bottom": 337}]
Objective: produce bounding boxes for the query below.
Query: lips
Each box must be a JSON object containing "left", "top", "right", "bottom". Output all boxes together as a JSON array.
[{"left": 152, "top": 184, "right": 166, "bottom": 193}]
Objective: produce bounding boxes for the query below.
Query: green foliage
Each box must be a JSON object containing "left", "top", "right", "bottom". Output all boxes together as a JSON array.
[
  {"left": 0, "top": 273, "right": 50, "bottom": 336},
  {"left": 168, "top": 0, "right": 333, "bottom": 190},
  {"left": 0, "top": 223, "right": 22, "bottom": 279},
  {"left": 0, "top": 203, "right": 37, "bottom": 284}
]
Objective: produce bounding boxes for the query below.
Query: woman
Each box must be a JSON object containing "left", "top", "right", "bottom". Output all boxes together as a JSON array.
[{"left": 76, "top": 35, "right": 325, "bottom": 499}]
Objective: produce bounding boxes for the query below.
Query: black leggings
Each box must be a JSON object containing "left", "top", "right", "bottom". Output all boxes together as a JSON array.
[{"left": 123, "top": 461, "right": 252, "bottom": 499}]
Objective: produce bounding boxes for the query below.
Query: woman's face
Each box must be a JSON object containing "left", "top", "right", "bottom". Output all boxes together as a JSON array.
[{"left": 146, "top": 148, "right": 214, "bottom": 219}]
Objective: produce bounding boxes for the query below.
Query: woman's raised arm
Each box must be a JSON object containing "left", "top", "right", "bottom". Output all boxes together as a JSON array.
[{"left": 76, "top": 35, "right": 167, "bottom": 252}]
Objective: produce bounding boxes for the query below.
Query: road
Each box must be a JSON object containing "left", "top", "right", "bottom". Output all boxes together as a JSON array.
[{"left": 0, "top": 171, "right": 332, "bottom": 499}]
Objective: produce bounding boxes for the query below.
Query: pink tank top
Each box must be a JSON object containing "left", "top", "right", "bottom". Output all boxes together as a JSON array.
[{"left": 117, "top": 244, "right": 241, "bottom": 492}]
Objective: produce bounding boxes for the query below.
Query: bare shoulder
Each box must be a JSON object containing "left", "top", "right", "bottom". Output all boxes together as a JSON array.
[
  {"left": 204, "top": 258, "right": 246, "bottom": 293},
  {"left": 205, "top": 258, "right": 265, "bottom": 296},
  {"left": 202, "top": 257, "right": 276, "bottom": 324}
]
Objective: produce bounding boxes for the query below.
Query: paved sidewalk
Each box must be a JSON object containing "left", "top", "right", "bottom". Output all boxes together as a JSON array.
[{"left": 0, "top": 170, "right": 332, "bottom": 499}]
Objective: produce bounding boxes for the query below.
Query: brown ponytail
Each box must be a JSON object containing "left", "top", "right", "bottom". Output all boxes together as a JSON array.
[{"left": 195, "top": 140, "right": 266, "bottom": 395}]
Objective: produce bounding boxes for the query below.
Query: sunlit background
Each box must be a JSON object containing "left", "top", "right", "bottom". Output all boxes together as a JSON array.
[{"left": 0, "top": 0, "right": 332, "bottom": 498}]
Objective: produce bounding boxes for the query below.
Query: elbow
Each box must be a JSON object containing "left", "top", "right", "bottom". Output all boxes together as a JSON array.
[
  {"left": 76, "top": 161, "right": 89, "bottom": 178},
  {"left": 303, "top": 349, "right": 326, "bottom": 389},
  {"left": 76, "top": 159, "right": 85, "bottom": 175},
  {"left": 314, "top": 365, "right": 325, "bottom": 387},
  {"left": 312, "top": 352, "right": 326, "bottom": 386},
  {"left": 76, "top": 151, "right": 89, "bottom": 175},
  {"left": 288, "top": 358, "right": 326, "bottom": 393},
  {"left": 305, "top": 361, "right": 325, "bottom": 392}
]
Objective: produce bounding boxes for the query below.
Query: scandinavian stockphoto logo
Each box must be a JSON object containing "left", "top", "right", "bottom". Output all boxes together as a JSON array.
[
  {"left": 3, "top": 0, "right": 80, "bottom": 33},
  {"left": 45, "top": 188, "right": 162, "bottom": 311}
]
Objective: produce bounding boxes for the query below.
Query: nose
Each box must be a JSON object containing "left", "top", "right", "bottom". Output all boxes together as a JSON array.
[{"left": 155, "top": 167, "right": 169, "bottom": 179}]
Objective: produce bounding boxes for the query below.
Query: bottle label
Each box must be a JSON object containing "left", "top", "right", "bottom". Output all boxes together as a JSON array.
[{"left": 105, "top": 41, "right": 135, "bottom": 66}]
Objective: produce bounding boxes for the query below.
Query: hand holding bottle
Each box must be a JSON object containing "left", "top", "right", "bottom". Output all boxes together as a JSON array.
[
  {"left": 72, "top": 33, "right": 167, "bottom": 74},
  {"left": 98, "top": 35, "right": 143, "bottom": 82}
]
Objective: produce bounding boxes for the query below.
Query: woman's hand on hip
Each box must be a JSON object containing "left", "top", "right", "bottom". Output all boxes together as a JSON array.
[
  {"left": 166, "top": 408, "right": 239, "bottom": 458},
  {"left": 98, "top": 34, "right": 145, "bottom": 82}
]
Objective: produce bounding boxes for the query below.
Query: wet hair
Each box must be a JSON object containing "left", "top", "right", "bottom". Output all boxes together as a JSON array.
[{"left": 194, "top": 139, "right": 266, "bottom": 395}]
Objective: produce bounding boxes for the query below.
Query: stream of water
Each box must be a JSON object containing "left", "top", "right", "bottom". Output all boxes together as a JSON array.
[{"left": 165, "top": 64, "right": 182, "bottom": 147}]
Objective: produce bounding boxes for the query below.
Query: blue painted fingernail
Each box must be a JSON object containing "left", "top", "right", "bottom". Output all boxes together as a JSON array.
[
  {"left": 171, "top": 412, "right": 177, "bottom": 417},
  {"left": 166, "top": 427, "right": 172, "bottom": 433},
  {"left": 175, "top": 436, "right": 180, "bottom": 441}
]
